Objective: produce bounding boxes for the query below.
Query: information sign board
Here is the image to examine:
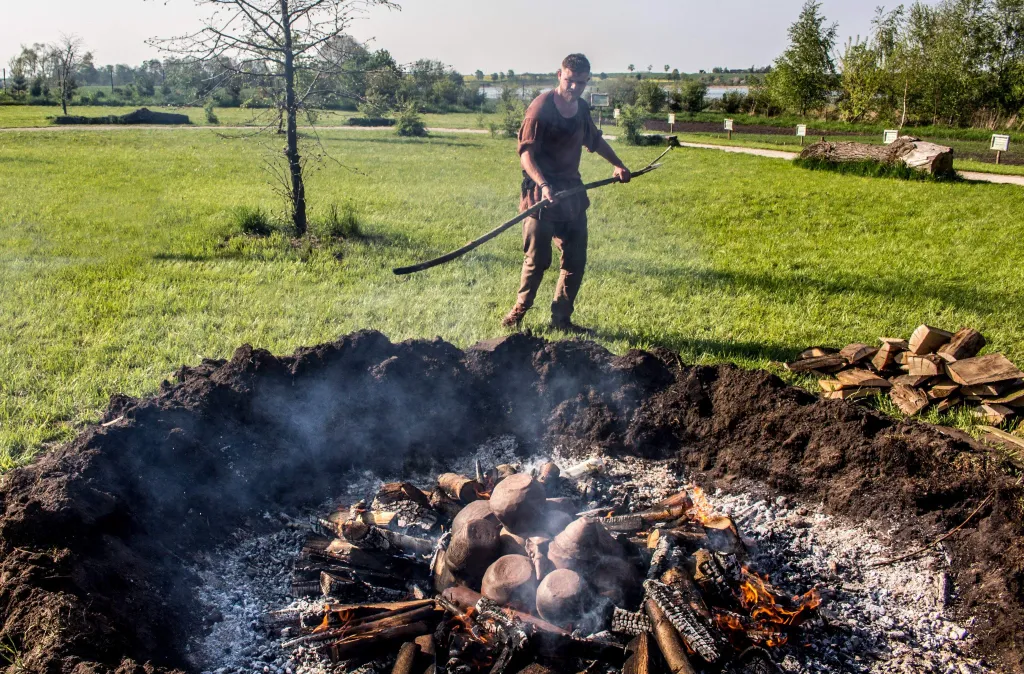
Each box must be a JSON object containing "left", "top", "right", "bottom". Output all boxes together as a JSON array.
[
  {"left": 796, "top": 124, "right": 807, "bottom": 137},
  {"left": 668, "top": 113, "right": 676, "bottom": 125},
  {"left": 590, "top": 93, "right": 610, "bottom": 108},
  {"left": 991, "top": 134, "right": 1010, "bottom": 152},
  {"left": 613, "top": 108, "right": 620, "bottom": 119},
  {"left": 724, "top": 119, "right": 734, "bottom": 131},
  {"left": 883, "top": 130, "right": 899, "bottom": 145}
]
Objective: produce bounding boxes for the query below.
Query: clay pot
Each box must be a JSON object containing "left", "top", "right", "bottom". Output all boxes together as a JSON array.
[
  {"left": 450, "top": 499, "right": 497, "bottom": 536},
  {"left": 499, "top": 527, "right": 528, "bottom": 557},
  {"left": 490, "top": 474, "right": 547, "bottom": 536},
  {"left": 481, "top": 555, "right": 538, "bottom": 610},
  {"left": 536, "top": 568, "right": 589, "bottom": 626},
  {"left": 446, "top": 518, "right": 500, "bottom": 580},
  {"left": 547, "top": 517, "right": 621, "bottom": 571}
]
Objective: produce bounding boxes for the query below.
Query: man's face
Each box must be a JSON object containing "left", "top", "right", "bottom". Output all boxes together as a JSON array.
[{"left": 557, "top": 67, "right": 590, "bottom": 102}]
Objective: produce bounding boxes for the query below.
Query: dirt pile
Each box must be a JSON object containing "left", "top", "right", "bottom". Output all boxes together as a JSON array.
[{"left": 0, "top": 331, "right": 1021, "bottom": 673}]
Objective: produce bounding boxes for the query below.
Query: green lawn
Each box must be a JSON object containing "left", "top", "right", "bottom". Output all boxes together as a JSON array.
[{"left": 2, "top": 128, "right": 1024, "bottom": 468}]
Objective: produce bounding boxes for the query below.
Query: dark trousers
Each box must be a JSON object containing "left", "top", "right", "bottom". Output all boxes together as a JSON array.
[{"left": 515, "top": 211, "right": 588, "bottom": 320}]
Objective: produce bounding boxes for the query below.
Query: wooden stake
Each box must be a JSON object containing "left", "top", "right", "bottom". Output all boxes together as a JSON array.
[{"left": 644, "top": 599, "right": 697, "bottom": 674}]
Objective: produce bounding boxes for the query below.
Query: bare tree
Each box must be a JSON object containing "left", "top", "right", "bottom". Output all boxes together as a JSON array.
[
  {"left": 150, "top": 0, "right": 397, "bottom": 235},
  {"left": 49, "top": 35, "right": 84, "bottom": 115}
]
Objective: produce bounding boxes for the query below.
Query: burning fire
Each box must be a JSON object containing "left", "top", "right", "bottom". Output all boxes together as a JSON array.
[{"left": 712, "top": 569, "right": 821, "bottom": 647}]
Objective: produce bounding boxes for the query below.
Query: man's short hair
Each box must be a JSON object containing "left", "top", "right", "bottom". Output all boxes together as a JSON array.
[{"left": 561, "top": 53, "right": 591, "bottom": 74}]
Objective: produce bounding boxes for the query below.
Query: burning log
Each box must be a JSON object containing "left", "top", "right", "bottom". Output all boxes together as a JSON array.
[
  {"left": 445, "top": 518, "right": 501, "bottom": 580},
  {"left": 644, "top": 580, "right": 721, "bottom": 663},
  {"left": 611, "top": 607, "right": 653, "bottom": 637},
  {"left": 490, "top": 473, "right": 548, "bottom": 536},
  {"left": 374, "top": 482, "right": 432, "bottom": 509},
  {"left": 535, "top": 568, "right": 590, "bottom": 626},
  {"left": 342, "top": 519, "right": 434, "bottom": 558},
  {"left": 481, "top": 554, "right": 538, "bottom": 610},
  {"left": 622, "top": 632, "right": 652, "bottom": 674},
  {"left": 283, "top": 602, "right": 438, "bottom": 649},
  {"left": 329, "top": 620, "right": 437, "bottom": 663},
  {"left": 428, "top": 487, "right": 463, "bottom": 521},
  {"left": 602, "top": 504, "right": 689, "bottom": 533},
  {"left": 438, "top": 473, "right": 485, "bottom": 504},
  {"left": 644, "top": 599, "right": 698, "bottom": 674},
  {"left": 441, "top": 586, "right": 569, "bottom": 636}
]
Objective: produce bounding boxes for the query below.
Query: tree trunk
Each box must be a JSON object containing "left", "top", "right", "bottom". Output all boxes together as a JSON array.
[
  {"left": 799, "top": 136, "right": 954, "bottom": 176},
  {"left": 281, "top": 0, "right": 307, "bottom": 236}
]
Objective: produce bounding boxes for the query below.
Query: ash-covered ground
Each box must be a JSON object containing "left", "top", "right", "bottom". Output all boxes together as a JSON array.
[{"left": 185, "top": 438, "right": 990, "bottom": 674}]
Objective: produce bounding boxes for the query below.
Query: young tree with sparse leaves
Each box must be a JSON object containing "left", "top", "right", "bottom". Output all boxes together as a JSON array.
[
  {"left": 49, "top": 35, "right": 84, "bottom": 114},
  {"left": 151, "top": 0, "right": 397, "bottom": 236},
  {"left": 766, "top": 0, "right": 838, "bottom": 115}
]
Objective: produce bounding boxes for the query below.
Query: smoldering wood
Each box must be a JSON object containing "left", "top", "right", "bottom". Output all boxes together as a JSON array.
[
  {"left": 391, "top": 641, "right": 419, "bottom": 674},
  {"left": 611, "top": 607, "right": 653, "bottom": 637},
  {"left": 644, "top": 580, "right": 721, "bottom": 663},
  {"left": 622, "top": 633, "right": 653, "bottom": 674},
  {"left": 437, "top": 473, "right": 484, "bottom": 504},
  {"left": 440, "top": 587, "right": 570, "bottom": 636},
  {"left": 374, "top": 482, "right": 432, "bottom": 509},
  {"left": 283, "top": 603, "right": 438, "bottom": 649},
  {"left": 328, "top": 620, "right": 437, "bottom": 663},
  {"left": 644, "top": 598, "right": 698, "bottom": 674},
  {"left": 342, "top": 519, "right": 434, "bottom": 558},
  {"left": 428, "top": 487, "right": 463, "bottom": 521},
  {"left": 602, "top": 505, "right": 689, "bottom": 533},
  {"left": 799, "top": 137, "right": 954, "bottom": 176}
]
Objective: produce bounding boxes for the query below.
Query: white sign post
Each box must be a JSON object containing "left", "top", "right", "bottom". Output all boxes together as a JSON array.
[
  {"left": 590, "top": 93, "right": 610, "bottom": 129},
  {"left": 796, "top": 124, "right": 807, "bottom": 146},
  {"left": 668, "top": 112, "right": 676, "bottom": 133},
  {"left": 724, "top": 118, "right": 734, "bottom": 140},
  {"left": 883, "top": 129, "right": 899, "bottom": 145},
  {"left": 991, "top": 134, "right": 1010, "bottom": 165}
]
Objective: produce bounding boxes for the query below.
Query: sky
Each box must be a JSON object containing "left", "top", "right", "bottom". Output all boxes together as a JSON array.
[{"left": 1, "top": 0, "right": 939, "bottom": 74}]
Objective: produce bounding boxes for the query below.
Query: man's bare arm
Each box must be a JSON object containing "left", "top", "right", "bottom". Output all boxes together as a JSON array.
[{"left": 521, "top": 149, "right": 557, "bottom": 202}]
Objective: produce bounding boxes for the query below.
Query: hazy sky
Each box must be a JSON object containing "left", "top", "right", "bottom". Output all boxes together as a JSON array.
[{"left": 1, "top": 0, "right": 938, "bottom": 74}]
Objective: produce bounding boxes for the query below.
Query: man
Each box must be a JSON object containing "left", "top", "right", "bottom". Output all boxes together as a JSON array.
[{"left": 501, "top": 53, "right": 631, "bottom": 334}]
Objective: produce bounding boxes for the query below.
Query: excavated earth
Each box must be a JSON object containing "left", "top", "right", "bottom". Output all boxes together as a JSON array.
[{"left": 1, "top": 331, "right": 1022, "bottom": 674}]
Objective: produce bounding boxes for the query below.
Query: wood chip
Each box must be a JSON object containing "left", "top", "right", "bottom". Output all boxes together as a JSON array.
[
  {"left": 946, "top": 353, "right": 1024, "bottom": 386},
  {"left": 937, "top": 328, "right": 986, "bottom": 361},
  {"left": 890, "top": 384, "right": 930, "bottom": 416},
  {"left": 840, "top": 343, "right": 879, "bottom": 364},
  {"left": 908, "top": 325, "right": 954, "bottom": 355},
  {"left": 836, "top": 369, "right": 892, "bottom": 388},
  {"left": 786, "top": 354, "right": 847, "bottom": 373}
]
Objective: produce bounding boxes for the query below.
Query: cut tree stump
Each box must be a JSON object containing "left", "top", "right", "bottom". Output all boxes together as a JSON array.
[{"left": 799, "top": 136, "right": 954, "bottom": 176}]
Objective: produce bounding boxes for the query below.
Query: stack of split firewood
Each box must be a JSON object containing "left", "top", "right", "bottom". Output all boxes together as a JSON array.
[
  {"left": 787, "top": 325, "right": 1024, "bottom": 425},
  {"left": 267, "top": 460, "right": 821, "bottom": 673}
]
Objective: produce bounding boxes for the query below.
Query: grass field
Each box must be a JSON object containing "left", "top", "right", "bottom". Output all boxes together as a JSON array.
[{"left": 2, "top": 127, "right": 1024, "bottom": 468}]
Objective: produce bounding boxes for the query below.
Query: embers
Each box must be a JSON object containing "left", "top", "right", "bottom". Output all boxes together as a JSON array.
[{"left": 266, "top": 459, "right": 823, "bottom": 673}]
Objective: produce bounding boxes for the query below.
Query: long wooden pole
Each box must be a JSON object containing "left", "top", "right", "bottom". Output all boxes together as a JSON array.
[{"left": 392, "top": 143, "right": 677, "bottom": 276}]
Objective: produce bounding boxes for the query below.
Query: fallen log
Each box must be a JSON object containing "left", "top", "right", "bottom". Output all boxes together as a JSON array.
[{"left": 799, "top": 136, "right": 954, "bottom": 176}]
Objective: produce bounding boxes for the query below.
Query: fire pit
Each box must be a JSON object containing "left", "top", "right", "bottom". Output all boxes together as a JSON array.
[{"left": 0, "top": 332, "right": 1021, "bottom": 674}]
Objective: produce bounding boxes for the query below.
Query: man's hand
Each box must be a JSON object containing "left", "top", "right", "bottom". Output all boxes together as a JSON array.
[
  {"left": 613, "top": 165, "right": 632, "bottom": 183},
  {"left": 541, "top": 184, "right": 558, "bottom": 204}
]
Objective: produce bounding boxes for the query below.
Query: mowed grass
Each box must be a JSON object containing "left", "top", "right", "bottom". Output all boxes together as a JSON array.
[{"left": 2, "top": 129, "right": 1024, "bottom": 468}]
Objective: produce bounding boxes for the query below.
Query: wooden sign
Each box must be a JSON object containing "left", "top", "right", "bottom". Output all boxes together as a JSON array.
[
  {"left": 590, "top": 93, "right": 610, "bottom": 108},
  {"left": 883, "top": 130, "right": 898, "bottom": 145},
  {"left": 724, "top": 119, "right": 734, "bottom": 131},
  {"left": 668, "top": 113, "right": 676, "bottom": 125},
  {"left": 991, "top": 134, "right": 1010, "bottom": 152},
  {"left": 796, "top": 124, "right": 807, "bottom": 137}
]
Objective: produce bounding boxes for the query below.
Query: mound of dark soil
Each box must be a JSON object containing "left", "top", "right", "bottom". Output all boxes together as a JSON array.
[
  {"left": 55, "top": 108, "right": 191, "bottom": 125},
  {"left": 1, "top": 332, "right": 1021, "bottom": 673}
]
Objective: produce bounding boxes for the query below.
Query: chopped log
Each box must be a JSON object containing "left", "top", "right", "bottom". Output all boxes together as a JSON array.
[
  {"left": 799, "top": 136, "right": 954, "bottom": 176},
  {"left": 602, "top": 505, "right": 689, "bottom": 533},
  {"left": 490, "top": 473, "right": 548, "bottom": 535},
  {"left": 342, "top": 519, "right": 434, "bottom": 557},
  {"left": 892, "top": 374, "right": 934, "bottom": 388},
  {"left": 824, "top": 389, "right": 876, "bottom": 401},
  {"left": 938, "top": 328, "right": 987, "bottom": 361},
  {"left": 328, "top": 621, "right": 435, "bottom": 663},
  {"left": 880, "top": 337, "right": 910, "bottom": 349},
  {"left": 374, "top": 482, "right": 432, "bottom": 509},
  {"left": 623, "top": 633, "right": 653, "bottom": 674},
  {"left": 890, "top": 384, "right": 930, "bottom": 416},
  {"left": 947, "top": 354, "right": 1024, "bottom": 386},
  {"left": 905, "top": 355, "right": 943, "bottom": 377},
  {"left": 836, "top": 369, "right": 892, "bottom": 388},
  {"left": 785, "top": 354, "right": 847, "bottom": 374},
  {"left": 301, "top": 537, "right": 394, "bottom": 572},
  {"left": 437, "top": 473, "right": 484, "bottom": 504},
  {"left": 427, "top": 488, "right": 463, "bottom": 521},
  {"left": 909, "top": 325, "right": 954, "bottom": 355},
  {"left": 962, "top": 381, "right": 1022, "bottom": 397},
  {"left": 391, "top": 642, "right": 419, "bottom": 674},
  {"left": 644, "top": 580, "right": 720, "bottom": 663},
  {"left": 819, "top": 379, "right": 843, "bottom": 393},
  {"left": 536, "top": 569, "right": 589, "bottom": 626},
  {"left": 612, "top": 607, "right": 653, "bottom": 637},
  {"left": 926, "top": 379, "right": 960, "bottom": 400},
  {"left": 481, "top": 555, "right": 538, "bottom": 609},
  {"left": 445, "top": 518, "right": 500, "bottom": 579},
  {"left": 839, "top": 343, "right": 878, "bottom": 365},
  {"left": 894, "top": 352, "right": 910, "bottom": 366},
  {"left": 321, "top": 599, "right": 435, "bottom": 616},
  {"left": 935, "top": 394, "right": 963, "bottom": 415},
  {"left": 798, "top": 346, "right": 837, "bottom": 359},
  {"left": 656, "top": 491, "right": 694, "bottom": 510},
  {"left": 978, "top": 426, "right": 1024, "bottom": 455},
  {"left": 872, "top": 342, "right": 906, "bottom": 372},
  {"left": 644, "top": 598, "right": 698, "bottom": 674},
  {"left": 974, "top": 404, "right": 1015, "bottom": 426},
  {"left": 988, "top": 387, "right": 1024, "bottom": 408}
]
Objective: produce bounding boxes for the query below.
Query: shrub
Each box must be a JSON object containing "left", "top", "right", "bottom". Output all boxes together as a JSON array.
[
  {"left": 232, "top": 206, "right": 274, "bottom": 237},
  {"left": 204, "top": 100, "right": 219, "bottom": 124},
  {"left": 618, "top": 105, "right": 647, "bottom": 145},
  {"left": 679, "top": 79, "right": 708, "bottom": 113},
  {"left": 721, "top": 91, "right": 748, "bottom": 114},
  {"left": 635, "top": 79, "right": 667, "bottom": 113},
  {"left": 395, "top": 103, "right": 427, "bottom": 137},
  {"left": 493, "top": 86, "right": 524, "bottom": 138},
  {"left": 318, "top": 202, "right": 361, "bottom": 239}
]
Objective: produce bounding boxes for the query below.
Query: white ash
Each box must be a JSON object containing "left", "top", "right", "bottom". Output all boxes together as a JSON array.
[{"left": 184, "top": 442, "right": 990, "bottom": 674}]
